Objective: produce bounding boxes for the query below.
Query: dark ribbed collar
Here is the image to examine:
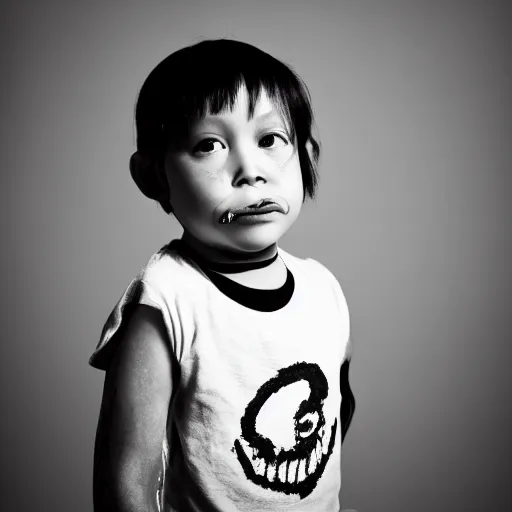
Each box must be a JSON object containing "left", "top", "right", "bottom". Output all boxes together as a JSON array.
[
  {"left": 169, "top": 239, "right": 295, "bottom": 312},
  {"left": 177, "top": 240, "right": 279, "bottom": 274}
]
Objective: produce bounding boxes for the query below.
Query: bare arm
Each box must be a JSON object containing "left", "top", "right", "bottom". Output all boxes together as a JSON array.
[{"left": 93, "top": 305, "right": 173, "bottom": 512}]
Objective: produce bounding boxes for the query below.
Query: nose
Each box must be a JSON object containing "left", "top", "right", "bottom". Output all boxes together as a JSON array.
[{"left": 232, "top": 143, "right": 267, "bottom": 187}]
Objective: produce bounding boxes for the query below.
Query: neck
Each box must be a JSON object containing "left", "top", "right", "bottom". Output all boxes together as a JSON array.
[{"left": 181, "top": 231, "right": 278, "bottom": 266}]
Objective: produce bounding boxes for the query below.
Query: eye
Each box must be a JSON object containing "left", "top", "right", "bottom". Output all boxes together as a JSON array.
[
  {"left": 259, "top": 133, "right": 288, "bottom": 149},
  {"left": 193, "top": 138, "right": 225, "bottom": 155},
  {"left": 297, "top": 411, "right": 319, "bottom": 438}
]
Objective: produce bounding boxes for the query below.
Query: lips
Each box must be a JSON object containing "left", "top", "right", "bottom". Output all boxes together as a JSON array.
[{"left": 219, "top": 199, "right": 285, "bottom": 224}]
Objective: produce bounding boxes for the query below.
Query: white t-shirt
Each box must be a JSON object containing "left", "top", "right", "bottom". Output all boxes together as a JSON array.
[{"left": 90, "top": 240, "right": 354, "bottom": 512}]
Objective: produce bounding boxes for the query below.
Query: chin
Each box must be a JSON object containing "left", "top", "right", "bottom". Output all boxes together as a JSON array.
[{"left": 227, "top": 227, "right": 285, "bottom": 253}]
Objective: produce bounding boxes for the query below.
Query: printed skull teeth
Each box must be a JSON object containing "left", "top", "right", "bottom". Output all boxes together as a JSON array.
[
  {"left": 235, "top": 419, "right": 336, "bottom": 490},
  {"left": 233, "top": 362, "right": 337, "bottom": 499},
  {"left": 297, "top": 458, "right": 307, "bottom": 482}
]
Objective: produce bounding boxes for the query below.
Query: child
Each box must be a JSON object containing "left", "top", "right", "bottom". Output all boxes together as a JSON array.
[{"left": 90, "top": 39, "right": 355, "bottom": 512}]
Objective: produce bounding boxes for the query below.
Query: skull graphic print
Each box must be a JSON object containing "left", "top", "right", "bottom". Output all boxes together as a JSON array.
[{"left": 233, "top": 362, "right": 337, "bottom": 499}]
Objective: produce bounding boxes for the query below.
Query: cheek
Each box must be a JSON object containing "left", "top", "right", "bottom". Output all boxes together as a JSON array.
[
  {"left": 284, "top": 159, "right": 305, "bottom": 213},
  {"left": 167, "top": 165, "right": 219, "bottom": 217},
  {"left": 285, "top": 153, "right": 304, "bottom": 187}
]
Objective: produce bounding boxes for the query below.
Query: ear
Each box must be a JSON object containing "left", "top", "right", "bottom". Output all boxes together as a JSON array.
[
  {"left": 130, "top": 152, "right": 172, "bottom": 213},
  {"left": 305, "top": 138, "right": 320, "bottom": 162},
  {"left": 305, "top": 139, "right": 314, "bottom": 160},
  {"left": 129, "top": 151, "right": 159, "bottom": 199}
]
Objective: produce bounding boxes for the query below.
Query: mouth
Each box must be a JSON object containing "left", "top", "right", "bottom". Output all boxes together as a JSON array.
[
  {"left": 219, "top": 199, "right": 285, "bottom": 224},
  {"left": 233, "top": 419, "right": 337, "bottom": 499}
]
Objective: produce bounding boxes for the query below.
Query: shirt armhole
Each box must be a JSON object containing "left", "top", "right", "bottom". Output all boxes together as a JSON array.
[{"left": 89, "top": 278, "right": 176, "bottom": 371}]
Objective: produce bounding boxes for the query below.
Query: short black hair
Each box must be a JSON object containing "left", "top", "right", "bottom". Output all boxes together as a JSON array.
[{"left": 133, "top": 39, "right": 320, "bottom": 214}]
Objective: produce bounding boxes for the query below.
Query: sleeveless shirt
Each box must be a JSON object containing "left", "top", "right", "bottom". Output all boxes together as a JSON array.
[{"left": 90, "top": 240, "right": 354, "bottom": 512}]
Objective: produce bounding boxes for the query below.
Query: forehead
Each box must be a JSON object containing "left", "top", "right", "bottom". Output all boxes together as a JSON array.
[{"left": 199, "top": 87, "right": 289, "bottom": 127}]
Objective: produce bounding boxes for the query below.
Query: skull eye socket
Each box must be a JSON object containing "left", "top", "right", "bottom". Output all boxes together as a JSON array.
[{"left": 297, "top": 411, "right": 319, "bottom": 438}]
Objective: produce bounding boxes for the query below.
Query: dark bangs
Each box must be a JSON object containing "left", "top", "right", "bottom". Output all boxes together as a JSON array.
[{"left": 134, "top": 39, "right": 319, "bottom": 200}]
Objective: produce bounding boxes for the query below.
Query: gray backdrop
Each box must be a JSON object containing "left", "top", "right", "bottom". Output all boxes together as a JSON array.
[{"left": 2, "top": 1, "right": 511, "bottom": 511}]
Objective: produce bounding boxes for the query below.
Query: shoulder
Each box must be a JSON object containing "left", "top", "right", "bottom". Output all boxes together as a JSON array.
[
  {"left": 279, "top": 247, "right": 344, "bottom": 292},
  {"left": 89, "top": 240, "right": 205, "bottom": 370},
  {"left": 302, "top": 256, "right": 353, "bottom": 361},
  {"left": 280, "top": 247, "right": 351, "bottom": 335},
  {"left": 138, "top": 240, "right": 187, "bottom": 282},
  {"left": 138, "top": 239, "right": 207, "bottom": 297}
]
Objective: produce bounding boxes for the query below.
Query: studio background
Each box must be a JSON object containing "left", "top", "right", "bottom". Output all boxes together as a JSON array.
[{"left": 2, "top": 1, "right": 511, "bottom": 511}]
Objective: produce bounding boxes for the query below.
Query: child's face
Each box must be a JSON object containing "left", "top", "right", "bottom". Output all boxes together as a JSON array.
[{"left": 164, "top": 87, "right": 304, "bottom": 253}]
